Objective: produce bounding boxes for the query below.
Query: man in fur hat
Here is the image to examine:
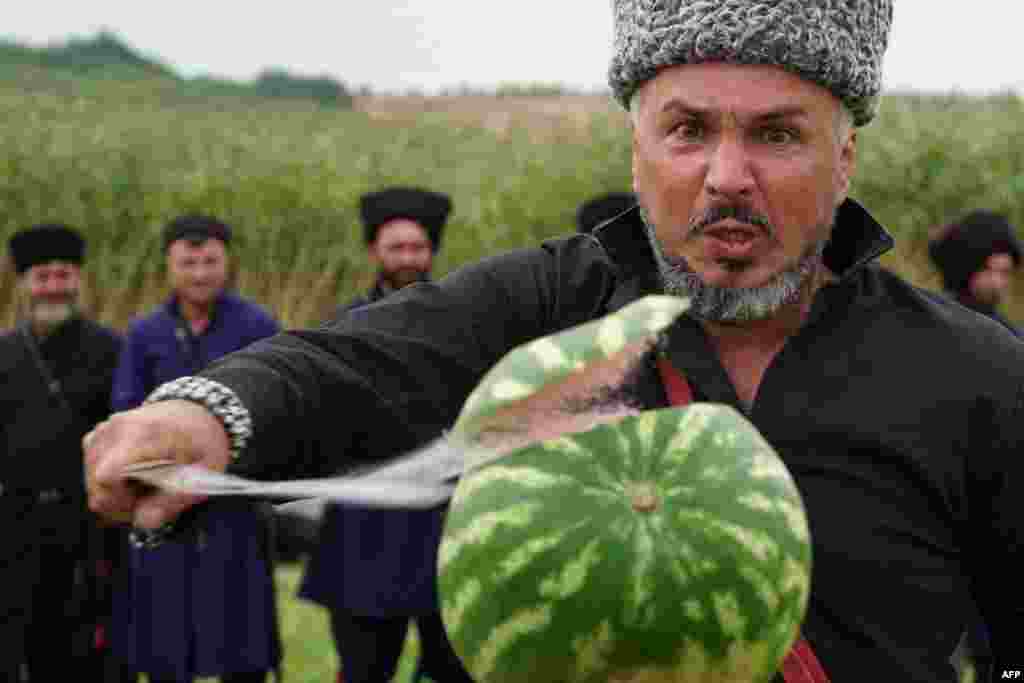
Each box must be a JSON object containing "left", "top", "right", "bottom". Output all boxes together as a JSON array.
[
  {"left": 929, "top": 209, "right": 1022, "bottom": 336},
  {"left": 298, "top": 186, "right": 471, "bottom": 683},
  {"left": 928, "top": 209, "right": 1022, "bottom": 679},
  {"left": 350, "top": 186, "right": 451, "bottom": 308},
  {"left": 86, "top": 2, "right": 1024, "bottom": 681},
  {"left": 1, "top": 224, "right": 122, "bottom": 680}
]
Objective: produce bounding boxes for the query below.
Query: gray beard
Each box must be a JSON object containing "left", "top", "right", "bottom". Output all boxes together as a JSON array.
[
  {"left": 641, "top": 208, "right": 830, "bottom": 322},
  {"left": 28, "top": 300, "right": 76, "bottom": 334}
]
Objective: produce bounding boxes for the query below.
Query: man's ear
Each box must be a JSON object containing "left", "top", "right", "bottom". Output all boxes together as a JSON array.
[
  {"left": 631, "top": 126, "right": 642, "bottom": 195},
  {"left": 366, "top": 243, "right": 380, "bottom": 266},
  {"left": 837, "top": 130, "right": 857, "bottom": 200}
]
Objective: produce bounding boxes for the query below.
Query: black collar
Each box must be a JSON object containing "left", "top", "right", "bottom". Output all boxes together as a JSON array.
[
  {"left": 367, "top": 279, "right": 396, "bottom": 304},
  {"left": 594, "top": 198, "right": 895, "bottom": 284},
  {"left": 366, "top": 274, "right": 433, "bottom": 305}
]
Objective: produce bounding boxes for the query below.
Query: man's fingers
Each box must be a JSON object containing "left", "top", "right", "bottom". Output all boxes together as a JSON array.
[
  {"left": 85, "top": 411, "right": 162, "bottom": 523},
  {"left": 134, "top": 491, "right": 207, "bottom": 530},
  {"left": 87, "top": 482, "right": 136, "bottom": 524},
  {"left": 83, "top": 402, "right": 226, "bottom": 528}
]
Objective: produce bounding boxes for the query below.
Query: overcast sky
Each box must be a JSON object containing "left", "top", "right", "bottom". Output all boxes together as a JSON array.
[{"left": 4, "top": 0, "right": 1021, "bottom": 95}]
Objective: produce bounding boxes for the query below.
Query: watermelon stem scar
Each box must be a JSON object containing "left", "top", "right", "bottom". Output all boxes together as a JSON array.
[{"left": 627, "top": 481, "right": 660, "bottom": 512}]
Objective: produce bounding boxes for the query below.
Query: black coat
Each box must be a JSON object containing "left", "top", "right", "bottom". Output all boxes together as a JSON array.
[
  {"left": 204, "top": 199, "right": 1024, "bottom": 683},
  {"left": 0, "top": 317, "right": 120, "bottom": 497},
  {"left": 0, "top": 316, "right": 120, "bottom": 656}
]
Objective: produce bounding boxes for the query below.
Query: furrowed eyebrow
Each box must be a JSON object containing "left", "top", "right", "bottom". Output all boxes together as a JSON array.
[
  {"left": 657, "top": 100, "right": 810, "bottom": 123},
  {"left": 658, "top": 100, "right": 709, "bottom": 118},
  {"left": 751, "top": 106, "right": 810, "bottom": 123}
]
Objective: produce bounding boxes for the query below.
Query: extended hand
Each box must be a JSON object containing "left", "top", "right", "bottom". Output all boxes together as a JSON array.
[{"left": 84, "top": 399, "right": 232, "bottom": 529}]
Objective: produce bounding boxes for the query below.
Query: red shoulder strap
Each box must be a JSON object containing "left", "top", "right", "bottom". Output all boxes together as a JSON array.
[
  {"left": 656, "top": 356, "right": 830, "bottom": 683},
  {"left": 656, "top": 356, "right": 694, "bottom": 406},
  {"left": 780, "top": 638, "right": 831, "bottom": 683}
]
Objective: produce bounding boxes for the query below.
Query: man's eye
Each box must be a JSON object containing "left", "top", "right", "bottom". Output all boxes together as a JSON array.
[
  {"left": 671, "top": 121, "right": 704, "bottom": 142},
  {"left": 760, "top": 127, "right": 796, "bottom": 145}
]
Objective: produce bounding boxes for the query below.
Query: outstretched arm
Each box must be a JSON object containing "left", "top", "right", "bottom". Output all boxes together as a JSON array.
[{"left": 85, "top": 236, "right": 613, "bottom": 530}]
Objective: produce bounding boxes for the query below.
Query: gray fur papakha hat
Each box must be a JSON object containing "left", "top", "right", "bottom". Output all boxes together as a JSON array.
[{"left": 609, "top": 0, "right": 893, "bottom": 127}]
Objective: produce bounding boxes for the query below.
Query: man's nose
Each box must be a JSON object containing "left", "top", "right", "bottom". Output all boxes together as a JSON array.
[
  {"left": 43, "top": 279, "right": 67, "bottom": 296},
  {"left": 704, "top": 137, "right": 755, "bottom": 199},
  {"left": 398, "top": 250, "right": 421, "bottom": 266}
]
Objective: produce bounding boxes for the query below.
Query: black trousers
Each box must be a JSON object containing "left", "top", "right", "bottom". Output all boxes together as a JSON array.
[
  {"left": 0, "top": 659, "right": 22, "bottom": 683},
  {"left": 0, "top": 603, "right": 29, "bottom": 682},
  {"left": 24, "top": 504, "right": 92, "bottom": 682},
  {"left": 329, "top": 611, "right": 473, "bottom": 683}
]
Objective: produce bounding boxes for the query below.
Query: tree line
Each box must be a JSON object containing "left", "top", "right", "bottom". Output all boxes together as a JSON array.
[{"left": 0, "top": 31, "right": 354, "bottom": 108}]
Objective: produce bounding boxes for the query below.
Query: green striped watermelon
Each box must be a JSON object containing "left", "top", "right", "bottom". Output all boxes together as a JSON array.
[{"left": 438, "top": 296, "right": 812, "bottom": 683}]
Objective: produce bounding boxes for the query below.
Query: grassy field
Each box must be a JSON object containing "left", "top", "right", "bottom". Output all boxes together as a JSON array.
[
  {"left": 270, "top": 562, "right": 421, "bottom": 683},
  {"left": 3, "top": 82, "right": 1024, "bottom": 330}
]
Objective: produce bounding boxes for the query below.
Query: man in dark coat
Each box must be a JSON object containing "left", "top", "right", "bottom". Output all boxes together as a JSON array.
[
  {"left": 928, "top": 210, "right": 1023, "bottom": 678},
  {"left": 928, "top": 209, "right": 1022, "bottom": 336},
  {"left": 108, "top": 215, "right": 282, "bottom": 683},
  {"left": 298, "top": 186, "right": 472, "bottom": 683},
  {"left": 1, "top": 224, "right": 121, "bottom": 681},
  {"left": 86, "top": 2, "right": 1024, "bottom": 682}
]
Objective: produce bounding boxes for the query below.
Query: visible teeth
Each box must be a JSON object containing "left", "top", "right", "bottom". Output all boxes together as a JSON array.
[{"left": 715, "top": 231, "right": 754, "bottom": 244}]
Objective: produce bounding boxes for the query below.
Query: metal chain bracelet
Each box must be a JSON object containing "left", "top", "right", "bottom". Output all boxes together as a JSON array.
[{"left": 128, "top": 376, "right": 254, "bottom": 550}]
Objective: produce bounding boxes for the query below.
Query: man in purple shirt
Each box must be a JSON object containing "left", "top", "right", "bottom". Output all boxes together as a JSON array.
[{"left": 109, "top": 215, "right": 281, "bottom": 683}]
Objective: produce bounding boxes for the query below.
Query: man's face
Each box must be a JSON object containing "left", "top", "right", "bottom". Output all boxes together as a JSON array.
[
  {"left": 370, "top": 219, "right": 434, "bottom": 289},
  {"left": 21, "top": 260, "right": 81, "bottom": 328},
  {"left": 166, "top": 238, "right": 229, "bottom": 308},
  {"left": 631, "top": 63, "right": 856, "bottom": 320},
  {"left": 969, "top": 252, "right": 1016, "bottom": 305}
]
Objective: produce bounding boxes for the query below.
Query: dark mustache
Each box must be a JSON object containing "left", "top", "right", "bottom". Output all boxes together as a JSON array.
[{"left": 689, "top": 205, "right": 772, "bottom": 237}]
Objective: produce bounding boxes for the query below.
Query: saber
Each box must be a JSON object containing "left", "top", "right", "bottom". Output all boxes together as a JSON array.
[
  {"left": 120, "top": 436, "right": 464, "bottom": 510},
  {"left": 120, "top": 295, "right": 690, "bottom": 514}
]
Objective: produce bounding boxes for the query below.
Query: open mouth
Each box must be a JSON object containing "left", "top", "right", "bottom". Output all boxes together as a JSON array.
[
  {"left": 701, "top": 224, "right": 765, "bottom": 261},
  {"left": 707, "top": 229, "right": 759, "bottom": 244}
]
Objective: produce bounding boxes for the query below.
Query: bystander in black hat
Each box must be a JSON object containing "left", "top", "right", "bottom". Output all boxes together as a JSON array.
[
  {"left": 360, "top": 187, "right": 452, "bottom": 252},
  {"left": 8, "top": 223, "right": 86, "bottom": 274},
  {"left": 928, "top": 210, "right": 1023, "bottom": 294},
  {"left": 163, "top": 214, "right": 233, "bottom": 252},
  {"left": 576, "top": 192, "right": 637, "bottom": 234}
]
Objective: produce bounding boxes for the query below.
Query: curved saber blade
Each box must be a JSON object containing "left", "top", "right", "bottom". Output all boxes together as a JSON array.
[{"left": 122, "top": 458, "right": 456, "bottom": 509}]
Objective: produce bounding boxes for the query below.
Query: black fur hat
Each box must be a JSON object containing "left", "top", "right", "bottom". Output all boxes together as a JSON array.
[
  {"left": 360, "top": 187, "right": 452, "bottom": 252},
  {"left": 928, "top": 210, "right": 1022, "bottom": 294},
  {"left": 163, "top": 214, "right": 233, "bottom": 252},
  {"left": 8, "top": 223, "right": 85, "bottom": 274}
]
